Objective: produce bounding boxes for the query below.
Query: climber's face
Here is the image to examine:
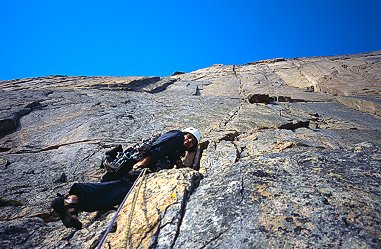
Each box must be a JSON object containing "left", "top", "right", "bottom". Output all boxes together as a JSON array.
[{"left": 184, "top": 133, "right": 196, "bottom": 149}]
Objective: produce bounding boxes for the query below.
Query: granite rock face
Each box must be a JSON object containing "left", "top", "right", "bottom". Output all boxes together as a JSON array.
[{"left": 0, "top": 51, "right": 380, "bottom": 248}]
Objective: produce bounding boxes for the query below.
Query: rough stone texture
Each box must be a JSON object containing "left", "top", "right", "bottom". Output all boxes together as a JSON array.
[
  {"left": 0, "top": 50, "right": 380, "bottom": 248},
  {"left": 174, "top": 138, "right": 381, "bottom": 249},
  {"left": 105, "top": 169, "right": 200, "bottom": 249}
]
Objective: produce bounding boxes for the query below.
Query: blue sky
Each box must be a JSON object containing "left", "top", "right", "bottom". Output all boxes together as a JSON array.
[{"left": 1, "top": 0, "right": 380, "bottom": 80}]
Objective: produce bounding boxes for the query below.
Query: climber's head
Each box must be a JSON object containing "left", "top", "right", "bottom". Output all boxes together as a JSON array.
[{"left": 183, "top": 127, "right": 201, "bottom": 150}]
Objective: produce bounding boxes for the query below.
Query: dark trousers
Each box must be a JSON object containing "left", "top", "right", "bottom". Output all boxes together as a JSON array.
[
  {"left": 70, "top": 147, "right": 139, "bottom": 212},
  {"left": 69, "top": 177, "right": 135, "bottom": 212}
]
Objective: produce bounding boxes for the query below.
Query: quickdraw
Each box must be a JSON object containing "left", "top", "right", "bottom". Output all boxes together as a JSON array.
[{"left": 107, "top": 134, "right": 161, "bottom": 173}]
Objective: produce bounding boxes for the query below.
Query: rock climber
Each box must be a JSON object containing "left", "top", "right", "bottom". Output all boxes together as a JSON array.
[{"left": 51, "top": 127, "right": 201, "bottom": 229}]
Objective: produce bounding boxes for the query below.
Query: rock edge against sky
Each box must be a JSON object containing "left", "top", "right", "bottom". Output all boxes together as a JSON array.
[{"left": 0, "top": 51, "right": 380, "bottom": 248}]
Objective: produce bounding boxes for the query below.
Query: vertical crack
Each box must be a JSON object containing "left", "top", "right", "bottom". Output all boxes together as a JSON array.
[
  {"left": 170, "top": 193, "right": 188, "bottom": 249},
  {"left": 219, "top": 65, "right": 244, "bottom": 128},
  {"left": 238, "top": 163, "right": 245, "bottom": 249},
  {"left": 231, "top": 141, "right": 242, "bottom": 163},
  {"left": 240, "top": 174, "right": 244, "bottom": 203},
  {"left": 223, "top": 109, "right": 239, "bottom": 127},
  {"left": 232, "top": 65, "right": 243, "bottom": 96},
  {"left": 170, "top": 173, "right": 201, "bottom": 248},
  {"left": 206, "top": 66, "right": 243, "bottom": 134}
]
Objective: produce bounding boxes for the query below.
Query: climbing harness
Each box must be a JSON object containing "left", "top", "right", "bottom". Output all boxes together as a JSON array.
[
  {"left": 96, "top": 168, "right": 148, "bottom": 249},
  {"left": 110, "top": 148, "right": 138, "bottom": 173},
  {"left": 106, "top": 134, "right": 161, "bottom": 173},
  {"left": 125, "top": 168, "right": 147, "bottom": 248}
]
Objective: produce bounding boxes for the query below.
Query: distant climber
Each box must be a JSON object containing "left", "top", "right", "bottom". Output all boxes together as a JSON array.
[{"left": 51, "top": 127, "right": 201, "bottom": 229}]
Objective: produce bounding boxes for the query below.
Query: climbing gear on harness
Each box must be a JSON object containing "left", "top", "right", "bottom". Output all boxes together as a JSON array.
[
  {"left": 100, "top": 144, "right": 123, "bottom": 169},
  {"left": 51, "top": 194, "right": 82, "bottom": 230},
  {"left": 105, "top": 144, "right": 123, "bottom": 158},
  {"left": 103, "top": 134, "right": 161, "bottom": 174},
  {"left": 183, "top": 127, "right": 201, "bottom": 144},
  {"left": 96, "top": 168, "right": 147, "bottom": 249},
  {"left": 106, "top": 147, "right": 137, "bottom": 173}
]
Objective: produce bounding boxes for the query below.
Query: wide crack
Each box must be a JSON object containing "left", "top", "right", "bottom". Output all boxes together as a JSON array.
[
  {"left": 168, "top": 144, "right": 207, "bottom": 248},
  {"left": 168, "top": 172, "right": 202, "bottom": 248}
]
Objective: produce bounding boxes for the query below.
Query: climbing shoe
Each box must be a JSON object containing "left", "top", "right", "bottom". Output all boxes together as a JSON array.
[{"left": 51, "top": 196, "right": 82, "bottom": 230}]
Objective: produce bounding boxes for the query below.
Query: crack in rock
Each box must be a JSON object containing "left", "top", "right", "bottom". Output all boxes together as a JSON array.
[
  {"left": 10, "top": 139, "right": 99, "bottom": 154},
  {"left": 278, "top": 120, "right": 310, "bottom": 130},
  {"left": 199, "top": 230, "right": 228, "bottom": 249}
]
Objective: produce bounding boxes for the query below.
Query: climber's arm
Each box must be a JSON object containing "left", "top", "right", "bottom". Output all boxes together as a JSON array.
[{"left": 133, "top": 156, "right": 152, "bottom": 169}]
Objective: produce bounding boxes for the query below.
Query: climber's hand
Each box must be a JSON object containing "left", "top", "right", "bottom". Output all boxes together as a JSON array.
[
  {"left": 175, "top": 160, "right": 186, "bottom": 168},
  {"left": 133, "top": 163, "right": 145, "bottom": 169}
]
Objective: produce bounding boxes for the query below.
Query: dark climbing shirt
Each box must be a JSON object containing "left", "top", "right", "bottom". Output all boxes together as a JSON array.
[{"left": 146, "top": 130, "right": 186, "bottom": 171}]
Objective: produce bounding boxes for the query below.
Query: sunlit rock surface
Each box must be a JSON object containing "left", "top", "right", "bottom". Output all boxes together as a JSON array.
[{"left": 0, "top": 50, "right": 380, "bottom": 248}]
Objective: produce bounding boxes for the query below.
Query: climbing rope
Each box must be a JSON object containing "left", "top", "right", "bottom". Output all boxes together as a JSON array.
[
  {"left": 96, "top": 168, "right": 147, "bottom": 249},
  {"left": 125, "top": 168, "right": 147, "bottom": 249}
]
